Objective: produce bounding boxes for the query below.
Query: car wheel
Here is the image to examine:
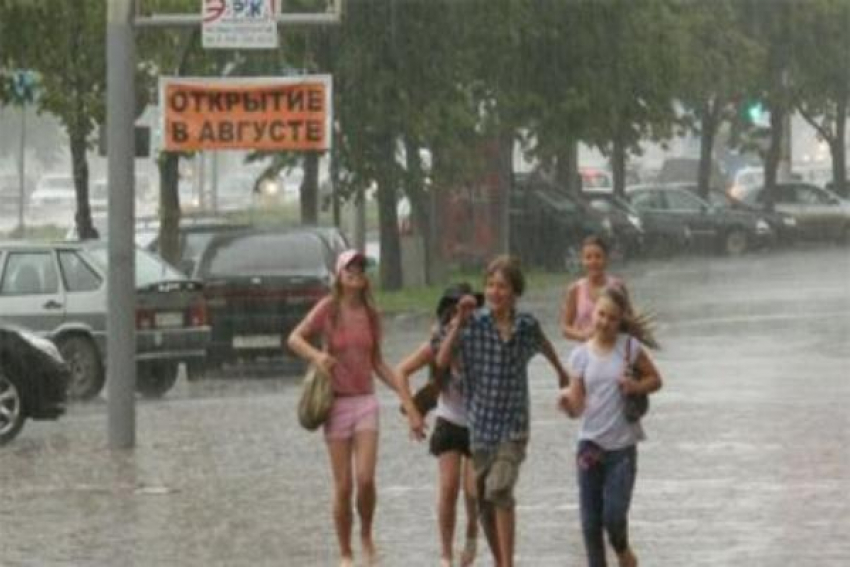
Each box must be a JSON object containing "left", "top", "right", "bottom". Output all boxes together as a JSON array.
[
  {"left": 0, "top": 369, "right": 26, "bottom": 445},
  {"left": 136, "top": 362, "right": 179, "bottom": 399},
  {"left": 724, "top": 229, "right": 748, "bottom": 256},
  {"left": 57, "top": 335, "right": 104, "bottom": 401}
]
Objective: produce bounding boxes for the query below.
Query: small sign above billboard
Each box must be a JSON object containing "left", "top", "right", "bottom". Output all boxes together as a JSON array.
[{"left": 202, "top": 0, "right": 279, "bottom": 50}]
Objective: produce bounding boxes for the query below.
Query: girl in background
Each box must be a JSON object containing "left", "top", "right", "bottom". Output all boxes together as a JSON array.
[{"left": 562, "top": 236, "right": 629, "bottom": 342}]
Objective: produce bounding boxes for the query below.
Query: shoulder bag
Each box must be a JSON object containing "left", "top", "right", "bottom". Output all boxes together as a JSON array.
[{"left": 622, "top": 337, "right": 649, "bottom": 423}]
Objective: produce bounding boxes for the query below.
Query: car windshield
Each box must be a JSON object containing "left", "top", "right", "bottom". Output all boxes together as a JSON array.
[
  {"left": 87, "top": 246, "right": 186, "bottom": 287},
  {"left": 204, "top": 233, "right": 328, "bottom": 277}
]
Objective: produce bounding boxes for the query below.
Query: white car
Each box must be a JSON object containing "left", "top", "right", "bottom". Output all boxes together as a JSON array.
[{"left": 30, "top": 174, "right": 76, "bottom": 209}]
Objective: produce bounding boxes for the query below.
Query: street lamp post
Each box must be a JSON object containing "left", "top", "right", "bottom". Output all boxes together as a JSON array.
[{"left": 106, "top": 0, "right": 137, "bottom": 449}]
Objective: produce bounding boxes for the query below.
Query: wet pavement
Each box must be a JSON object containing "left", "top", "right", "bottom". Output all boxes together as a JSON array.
[{"left": 2, "top": 246, "right": 849, "bottom": 566}]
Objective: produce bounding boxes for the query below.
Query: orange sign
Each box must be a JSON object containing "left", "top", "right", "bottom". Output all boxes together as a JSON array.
[{"left": 160, "top": 76, "right": 332, "bottom": 152}]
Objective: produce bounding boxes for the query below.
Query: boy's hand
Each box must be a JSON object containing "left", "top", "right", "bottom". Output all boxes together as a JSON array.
[
  {"left": 455, "top": 295, "right": 477, "bottom": 324},
  {"left": 557, "top": 367, "right": 570, "bottom": 388}
]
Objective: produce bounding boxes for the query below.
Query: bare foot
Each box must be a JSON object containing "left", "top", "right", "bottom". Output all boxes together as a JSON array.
[
  {"left": 617, "top": 548, "right": 638, "bottom": 567},
  {"left": 340, "top": 556, "right": 354, "bottom": 567},
  {"left": 460, "top": 536, "right": 476, "bottom": 566},
  {"left": 362, "top": 539, "right": 378, "bottom": 565},
  {"left": 439, "top": 558, "right": 453, "bottom": 567}
]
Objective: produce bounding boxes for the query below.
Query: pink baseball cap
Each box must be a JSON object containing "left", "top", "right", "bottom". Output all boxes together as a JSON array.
[{"left": 336, "top": 249, "right": 367, "bottom": 276}]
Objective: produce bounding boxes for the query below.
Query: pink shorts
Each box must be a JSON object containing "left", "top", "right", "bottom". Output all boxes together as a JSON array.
[{"left": 323, "top": 394, "right": 379, "bottom": 440}]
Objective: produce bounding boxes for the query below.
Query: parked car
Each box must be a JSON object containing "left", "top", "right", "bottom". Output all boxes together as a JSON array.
[
  {"left": 192, "top": 229, "right": 334, "bottom": 369},
  {"left": 727, "top": 165, "right": 764, "bottom": 196},
  {"left": 730, "top": 182, "right": 850, "bottom": 243},
  {"left": 579, "top": 167, "right": 613, "bottom": 190},
  {"left": 511, "top": 175, "right": 610, "bottom": 270},
  {"left": 658, "top": 157, "right": 729, "bottom": 192},
  {"left": 683, "top": 185, "right": 798, "bottom": 246},
  {"left": 143, "top": 216, "right": 250, "bottom": 276},
  {"left": 626, "top": 184, "right": 774, "bottom": 255},
  {"left": 30, "top": 174, "right": 76, "bottom": 209},
  {"left": 0, "top": 325, "right": 68, "bottom": 445},
  {"left": 0, "top": 241, "right": 210, "bottom": 399},
  {"left": 303, "top": 225, "right": 350, "bottom": 261},
  {"left": 581, "top": 190, "right": 645, "bottom": 258}
]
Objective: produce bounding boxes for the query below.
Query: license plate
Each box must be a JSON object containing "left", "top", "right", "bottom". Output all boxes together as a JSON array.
[
  {"left": 232, "top": 335, "right": 281, "bottom": 349},
  {"left": 155, "top": 312, "right": 184, "bottom": 328}
]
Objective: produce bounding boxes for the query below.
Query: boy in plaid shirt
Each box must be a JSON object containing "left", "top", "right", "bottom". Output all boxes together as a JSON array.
[{"left": 436, "top": 256, "right": 570, "bottom": 567}]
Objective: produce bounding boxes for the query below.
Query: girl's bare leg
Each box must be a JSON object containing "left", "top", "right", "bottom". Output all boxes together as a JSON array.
[
  {"left": 353, "top": 429, "right": 379, "bottom": 564},
  {"left": 438, "top": 452, "right": 463, "bottom": 564},
  {"left": 326, "top": 438, "right": 355, "bottom": 564},
  {"left": 460, "top": 458, "right": 477, "bottom": 566}
]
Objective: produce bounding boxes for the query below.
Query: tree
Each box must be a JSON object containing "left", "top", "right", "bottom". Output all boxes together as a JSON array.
[
  {"left": 676, "top": 0, "right": 762, "bottom": 198},
  {"left": 0, "top": 0, "right": 107, "bottom": 238},
  {"left": 573, "top": 0, "right": 679, "bottom": 197},
  {"left": 790, "top": 0, "right": 850, "bottom": 198}
]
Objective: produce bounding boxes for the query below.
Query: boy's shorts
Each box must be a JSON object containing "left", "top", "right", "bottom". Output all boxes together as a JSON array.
[{"left": 472, "top": 438, "right": 527, "bottom": 509}]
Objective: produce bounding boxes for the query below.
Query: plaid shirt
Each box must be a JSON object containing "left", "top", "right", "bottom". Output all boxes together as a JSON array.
[{"left": 436, "top": 308, "right": 544, "bottom": 452}]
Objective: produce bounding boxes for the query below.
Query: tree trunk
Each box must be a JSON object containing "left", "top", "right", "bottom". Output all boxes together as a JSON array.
[
  {"left": 763, "top": 104, "right": 784, "bottom": 213},
  {"left": 70, "top": 130, "right": 95, "bottom": 239},
  {"left": 832, "top": 99, "right": 848, "bottom": 198},
  {"left": 157, "top": 152, "right": 181, "bottom": 265},
  {"left": 300, "top": 152, "right": 319, "bottom": 225},
  {"left": 556, "top": 138, "right": 580, "bottom": 196},
  {"left": 611, "top": 135, "right": 627, "bottom": 199},
  {"left": 403, "top": 136, "right": 432, "bottom": 283},
  {"left": 697, "top": 98, "right": 721, "bottom": 199},
  {"left": 497, "top": 131, "right": 514, "bottom": 255},
  {"left": 376, "top": 138, "right": 402, "bottom": 291}
]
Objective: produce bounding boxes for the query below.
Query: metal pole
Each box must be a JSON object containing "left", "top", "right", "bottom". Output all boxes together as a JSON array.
[
  {"left": 17, "top": 103, "right": 26, "bottom": 232},
  {"left": 107, "top": 0, "right": 136, "bottom": 449}
]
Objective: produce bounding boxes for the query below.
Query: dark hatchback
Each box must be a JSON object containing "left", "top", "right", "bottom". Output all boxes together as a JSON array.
[
  {"left": 193, "top": 229, "right": 334, "bottom": 369},
  {"left": 0, "top": 325, "right": 68, "bottom": 445}
]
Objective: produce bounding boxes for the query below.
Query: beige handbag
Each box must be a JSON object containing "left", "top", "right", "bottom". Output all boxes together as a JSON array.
[{"left": 298, "top": 364, "right": 333, "bottom": 431}]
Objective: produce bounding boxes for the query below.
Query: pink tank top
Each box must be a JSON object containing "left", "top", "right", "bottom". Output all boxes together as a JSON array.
[
  {"left": 303, "top": 297, "right": 377, "bottom": 396},
  {"left": 573, "top": 275, "right": 622, "bottom": 334}
]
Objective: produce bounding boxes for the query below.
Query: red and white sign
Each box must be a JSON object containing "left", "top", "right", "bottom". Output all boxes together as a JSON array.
[{"left": 202, "top": 0, "right": 278, "bottom": 50}]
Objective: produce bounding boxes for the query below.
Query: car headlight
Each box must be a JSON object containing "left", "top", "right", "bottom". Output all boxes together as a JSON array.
[
  {"left": 628, "top": 214, "right": 642, "bottom": 231},
  {"left": 782, "top": 216, "right": 797, "bottom": 227},
  {"left": 260, "top": 179, "right": 280, "bottom": 196},
  {"left": 756, "top": 219, "right": 771, "bottom": 233}
]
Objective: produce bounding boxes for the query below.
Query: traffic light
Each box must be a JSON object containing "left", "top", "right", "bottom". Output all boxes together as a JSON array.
[{"left": 742, "top": 99, "right": 769, "bottom": 128}]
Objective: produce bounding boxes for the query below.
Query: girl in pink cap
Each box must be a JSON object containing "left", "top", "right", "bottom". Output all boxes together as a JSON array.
[{"left": 288, "top": 249, "right": 425, "bottom": 567}]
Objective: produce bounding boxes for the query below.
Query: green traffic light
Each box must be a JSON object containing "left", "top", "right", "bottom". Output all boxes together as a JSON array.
[{"left": 747, "top": 101, "right": 765, "bottom": 124}]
